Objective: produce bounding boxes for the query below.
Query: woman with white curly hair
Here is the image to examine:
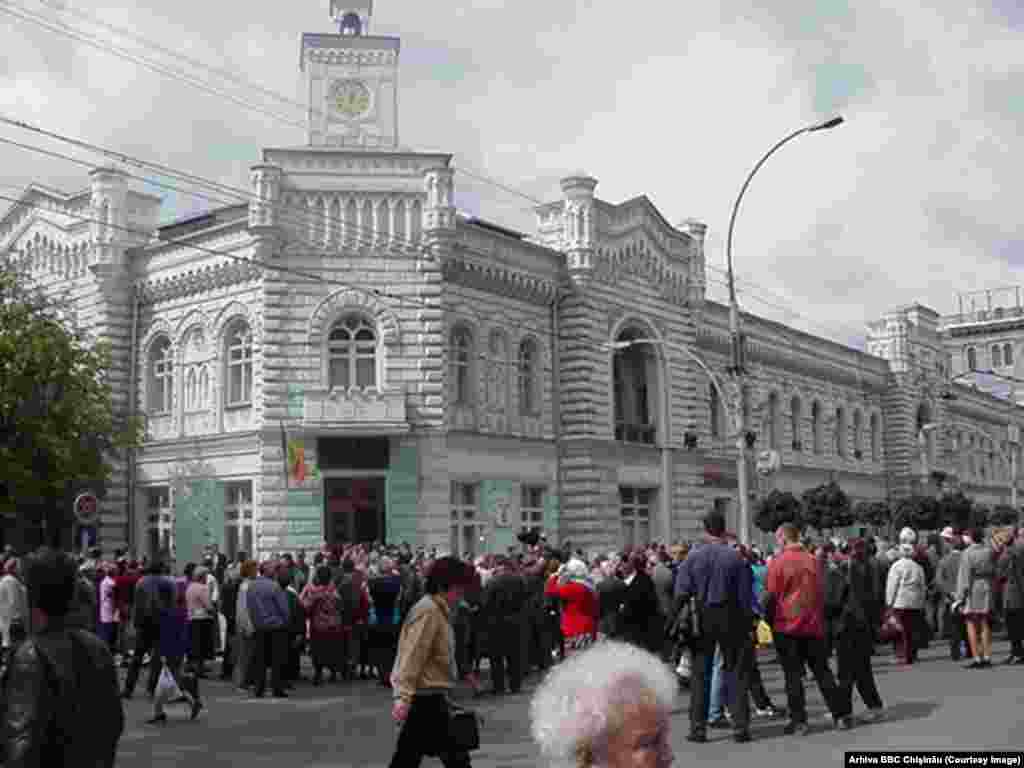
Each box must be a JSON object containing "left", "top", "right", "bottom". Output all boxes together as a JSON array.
[{"left": 530, "top": 641, "right": 676, "bottom": 768}]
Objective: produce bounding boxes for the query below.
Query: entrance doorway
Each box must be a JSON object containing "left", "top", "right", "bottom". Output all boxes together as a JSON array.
[{"left": 324, "top": 477, "right": 386, "bottom": 546}]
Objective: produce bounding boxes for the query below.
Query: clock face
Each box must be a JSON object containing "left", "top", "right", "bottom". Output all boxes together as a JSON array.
[{"left": 330, "top": 79, "right": 371, "bottom": 119}]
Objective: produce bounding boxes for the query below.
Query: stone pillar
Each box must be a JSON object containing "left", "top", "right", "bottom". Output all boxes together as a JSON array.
[
  {"left": 249, "top": 164, "right": 282, "bottom": 231},
  {"left": 560, "top": 173, "right": 598, "bottom": 286},
  {"left": 680, "top": 218, "right": 707, "bottom": 305},
  {"left": 89, "top": 167, "right": 130, "bottom": 268}
]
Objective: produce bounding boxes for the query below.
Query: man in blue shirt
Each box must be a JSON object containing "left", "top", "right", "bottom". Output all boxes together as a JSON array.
[
  {"left": 674, "top": 510, "right": 755, "bottom": 743},
  {"left": 246, "top": 562, "right": 291, "bottom": 698}
]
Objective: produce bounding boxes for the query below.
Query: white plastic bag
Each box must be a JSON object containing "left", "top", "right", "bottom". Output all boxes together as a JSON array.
[
  {"left": 675, "top": 654, "right": 691, "bottom": 680},
  {"left": 155, "top": 662, "right": 182, "bottom": 705}
]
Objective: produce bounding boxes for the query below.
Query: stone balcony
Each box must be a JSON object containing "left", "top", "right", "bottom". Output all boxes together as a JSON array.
[{"left": 302, "top": 386, "right": 408, "bottom": 432}]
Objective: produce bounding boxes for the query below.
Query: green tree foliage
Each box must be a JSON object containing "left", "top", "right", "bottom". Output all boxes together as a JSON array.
[
  {"left": 801, "top": 481, "right": 852, "bottom": 532},
  {"left": 0, "top": 260, "right": 140, "bottom": 547},
  {"left": 755, "top": 490, "right": 803, "bottom": 533},
  {"left": 853, "top": 500, "right": 891, "bottom": 530},
  {"left": 936, "top": 491, "right": 975, "bottom": 530},
  {"left": 990, "top": 505, "right": 1018, "bottom": 527},
  {"left": 892, "top": 495, "right": 939, "bottom": 532}
]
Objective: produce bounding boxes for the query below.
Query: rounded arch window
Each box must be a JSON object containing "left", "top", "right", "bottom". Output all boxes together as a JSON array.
[
  {"left": 328, "top": 315, "right": 377, "bottom": 390},
  {"left": 148, "top": 335, "right": 174, "bottom": 414},
  {"left": 612, "top": 326, "right": 658, "bottom": 445},
  {"left": 340, "top": 12, "right": 362, "bottom": 35},
  {"left": 518, "top": 337, "right": 540, "bottom": 416},
  {"left": 790, "top": 396, "right": 802, "bottom": 450},
  {"left": 487, "top": 329, "right": 509, "bottom": 410},
  {"left": 448, "top": 325, "right": 475, "bottom": 405},
  {"left": 811, "top": 401, "right": 823, "bottom": 455},
  {"left": 225, "top": 321, "right": 254, "bottom": 406}
]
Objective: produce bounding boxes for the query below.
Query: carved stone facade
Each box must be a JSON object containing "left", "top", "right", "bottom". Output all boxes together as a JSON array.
[{"left": 2, "top": 4, "right": 1022, "bottom": 559}]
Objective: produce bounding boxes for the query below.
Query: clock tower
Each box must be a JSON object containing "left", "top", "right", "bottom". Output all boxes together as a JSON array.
[{"left": 301, "top": 0, "right": 399, "bottom": 148}]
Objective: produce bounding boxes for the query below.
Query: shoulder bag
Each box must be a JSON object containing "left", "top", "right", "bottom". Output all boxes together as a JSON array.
[{"left": 447, "top": 701, "right": 483, "bottom": 752}]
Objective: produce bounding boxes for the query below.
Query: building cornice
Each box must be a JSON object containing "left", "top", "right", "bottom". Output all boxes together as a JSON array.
[
  {"left": 137, "top": 259, "right": 262, "bottom": 304},
  {"left": 442, "top": 251, "right": 558, "bottom": 306},
  {"left": 137, "top": 430, "right": 259, "bottom": 460}
]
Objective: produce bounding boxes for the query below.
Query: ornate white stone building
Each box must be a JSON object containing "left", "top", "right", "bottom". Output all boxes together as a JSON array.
[{"left": 2, "top": 1, "right": 1022, "bottom": 560}]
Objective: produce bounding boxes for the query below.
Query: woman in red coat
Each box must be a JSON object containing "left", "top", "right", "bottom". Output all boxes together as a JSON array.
[{"left": 545, "top": 558, "right": 598, "bottom": 652}]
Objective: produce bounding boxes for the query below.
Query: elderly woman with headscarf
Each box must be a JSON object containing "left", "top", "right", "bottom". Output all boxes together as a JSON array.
[
  {"left": 545, "top": 558, "right": 599, "bottom": 653},
  {"left": 531, "top": 641, "right": 676, "bottom": 768},
  {"left": 885, "top": 528, "right": 927, "bottom": 665},
  {"left": 300, "top": 565, "right": 344, "bottom": 685}
]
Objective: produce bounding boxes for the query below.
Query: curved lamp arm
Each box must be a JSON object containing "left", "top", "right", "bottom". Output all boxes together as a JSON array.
[{"left": 725, "top": 116, "right": 844, "bottom": 304}]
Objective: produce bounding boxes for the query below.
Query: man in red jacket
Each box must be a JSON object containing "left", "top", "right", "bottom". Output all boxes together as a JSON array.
[{"left": 765, "top": 523, "right": 852, "bottom": 735}]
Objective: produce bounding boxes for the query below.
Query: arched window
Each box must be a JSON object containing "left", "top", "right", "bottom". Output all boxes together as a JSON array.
[
  {"left": 992, "top": 344, "right": 1002, "bottom": 368},
  {"left": 811, "top": 401, "right": 823, "bottom": 455},
  {"left": 185, "top": 368, "right": 199, "bottom": 411},
  {"left": 487, "top": 330, "right": 508, "bottom": 411},
  {"left": 328, "top": 315, "right": 376, "bottom": 390},
  {"left": 340, "top": 11, "right": 362, "bottom": 35},
  {"left": 148, "top": 336, "right": 173, "bottom": 414},
  {"left": 870, "top": 412, "right": 881, "bottom": 461},
  {"left": 225, "top": 322, "right": 254, "bottom": 405},
  {"left": 790, "top": 396, "right": 802, "bottom": 451},
  {"left": 766, "top": 392, "right": 780, "bottom": 450},
  {"left": 1004, "top": 343, "right": 1014, "bottom": 367},
  {"left": 709, "top": 385, "right": 722, "bottom": 439},
  {"left": 199, "top": 367, "right": 209, "bottom": 407},
  {"left": 967, "top": 346, "right": 977, "bottom": 370},
  {"left": 916, "top": 402, "right": 934, "bottom": 463},
  {"left": 613, "top": 328, "right": 658, "bottom": 444},
  {"left": 853, "top": 410, "right": 864, "bottom": 458},
  {"left": 518, "top": 337, "right": 539, "bottom": 416},
  {"left": 835, "top": 407, "right": 847, "bottom": 457},
  {"left": 449, "top": 326, "right": 474, "bottom": 405}
]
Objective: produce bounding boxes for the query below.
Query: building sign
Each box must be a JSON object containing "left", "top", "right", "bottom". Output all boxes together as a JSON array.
[{"left": 73, "top": 492, "right": 99, "bottom": 526}]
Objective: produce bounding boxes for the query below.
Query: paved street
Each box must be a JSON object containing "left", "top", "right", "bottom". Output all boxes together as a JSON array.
[{"left": 115, "top": 639, "right": 1023, "bottom": 768}]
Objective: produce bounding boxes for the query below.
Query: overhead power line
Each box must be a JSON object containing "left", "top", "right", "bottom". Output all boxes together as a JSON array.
[
  {"left": 1, "top": 0, "right": 543, "bottom": 210},
  {"left": 0, "top": 5, "right": 963, "bottom": 385}
]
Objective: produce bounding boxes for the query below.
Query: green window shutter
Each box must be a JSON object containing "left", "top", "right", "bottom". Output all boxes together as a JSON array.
[
  {"left": 543, "top": 489, "right": 560, "bottom": 547},
  {"left": 282, "top": 489, "right": 323, "bottom": 552},
  {"left": 386, "top": 441, "right": 419, "bottom": 547},
  {"left": 173, "top": 479, "right": 224, "bottom": 571}
]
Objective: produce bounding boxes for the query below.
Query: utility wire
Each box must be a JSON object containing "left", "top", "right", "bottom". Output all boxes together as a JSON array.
[
  {"left": 0, "top": 121, "right": 961, "bottom": 392},
  {"left": 0, "top": 3, "right": 971, "bottom": 387},
  {"left": 1, "top": 0, "right": 543, "bottom": 211}
]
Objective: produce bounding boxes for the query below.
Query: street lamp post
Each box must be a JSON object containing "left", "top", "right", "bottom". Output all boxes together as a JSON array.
[{"left": 726, "top": 115, "right": 844, "bottom": 546}]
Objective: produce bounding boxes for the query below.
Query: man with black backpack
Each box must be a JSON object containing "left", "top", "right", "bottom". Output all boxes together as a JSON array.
[{"left": 2, "top": 547, "right": 124, "bottom": 767}]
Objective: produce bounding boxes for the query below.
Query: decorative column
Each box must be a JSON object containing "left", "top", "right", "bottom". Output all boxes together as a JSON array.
[
  {"left": 249, "top": 164, "right": 282, "bottom": 230},
  {"left": 560, "top": 173, "right": 598, "bottom": 286}
]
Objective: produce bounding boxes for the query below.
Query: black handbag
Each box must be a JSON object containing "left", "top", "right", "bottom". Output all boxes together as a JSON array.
[{"left": 448, "top": 702, "right": 482, "bottom": 752}]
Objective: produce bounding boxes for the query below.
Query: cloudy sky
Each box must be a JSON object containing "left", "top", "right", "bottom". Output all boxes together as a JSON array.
[{"left": 2, "top": 0, "right": 1023, "bottom": 347}]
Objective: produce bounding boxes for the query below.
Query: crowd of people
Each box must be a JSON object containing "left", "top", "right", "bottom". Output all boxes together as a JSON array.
[{"left": 0, "top": 515, "right": 1021, "bottom": 765}]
